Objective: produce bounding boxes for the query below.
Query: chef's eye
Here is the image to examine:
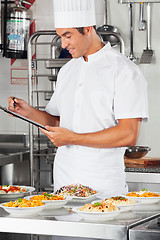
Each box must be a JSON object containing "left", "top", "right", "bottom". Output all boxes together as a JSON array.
[{"left": 65, "top": 35, "right": 71, "bottom": 39}]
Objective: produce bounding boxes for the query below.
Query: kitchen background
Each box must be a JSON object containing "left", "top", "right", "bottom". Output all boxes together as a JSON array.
[{"left": 0, "top": 0, "right": 160, "bottom": 157}]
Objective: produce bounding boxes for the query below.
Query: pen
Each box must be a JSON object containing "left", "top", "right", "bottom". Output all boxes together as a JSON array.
[{"left": 12, "top": 97, "right": 16, "bottom": 109}]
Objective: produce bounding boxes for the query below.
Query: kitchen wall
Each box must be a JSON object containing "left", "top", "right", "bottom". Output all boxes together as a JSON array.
[{"left": 0, "top": 0, "right": 160, "bottom": 157}]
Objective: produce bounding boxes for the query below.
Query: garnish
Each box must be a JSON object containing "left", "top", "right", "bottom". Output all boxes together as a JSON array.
[
  {"left": 93, "top": 202, "right": 101, "bottom": 207},
  {"left": 43, "top": 192, "right": 53, "bottom": 198},
  {"left": 142, "top": 188, "right": 148, "bottom": 191}
]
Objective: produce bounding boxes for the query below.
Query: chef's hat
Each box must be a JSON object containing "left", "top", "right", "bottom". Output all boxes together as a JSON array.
[{"left": 53, "top": 0, "right": 96, "bottom": 28}]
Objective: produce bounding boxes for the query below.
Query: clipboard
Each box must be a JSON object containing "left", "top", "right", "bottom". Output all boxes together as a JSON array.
[{"left": 0, "top": 105, "right": 47, "bottom": 131}]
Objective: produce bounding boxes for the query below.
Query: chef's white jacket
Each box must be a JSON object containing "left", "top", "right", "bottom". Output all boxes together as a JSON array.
[{"left": 45, "top": 43, "right": 148, "bottom": 197}]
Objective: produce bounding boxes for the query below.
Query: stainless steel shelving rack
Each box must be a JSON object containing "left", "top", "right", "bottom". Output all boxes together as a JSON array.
[
  {"left": 118, "top": 0, "right": 160, "bottom": 3},
  {"left": 27, "top": 30, "right": 125, "bottom": 191},
  {"left": 27, "top": 30, "right": 70, "bottom": 191}
]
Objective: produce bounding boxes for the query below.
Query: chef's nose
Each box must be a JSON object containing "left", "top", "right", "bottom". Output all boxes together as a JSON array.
[{"left": 61, "top": 38, "right": 68, "bottom": 49}]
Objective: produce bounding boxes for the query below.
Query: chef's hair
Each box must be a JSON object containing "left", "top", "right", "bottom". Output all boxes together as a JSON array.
[{"left": 76, "top": 25, "right": 96, "bottom": 35}]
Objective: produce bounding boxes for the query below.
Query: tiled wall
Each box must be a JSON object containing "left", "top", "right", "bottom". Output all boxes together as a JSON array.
[{"left": 0, "top": 0, "right": 160, "bottom": 156}]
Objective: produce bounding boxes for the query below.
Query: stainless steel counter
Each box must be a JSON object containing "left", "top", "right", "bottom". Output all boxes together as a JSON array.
[
  {"left": 0, "top": 134, "right": 54, "bottom": 189},
  {"left": 0, "top": 201, "right": 160, "bottom": 240},
  {"left": 0, "top": 134, "right": 29, "bottom": 166},
  {"left": 129, "top": 217, "right": 160, "bottom": 240}
]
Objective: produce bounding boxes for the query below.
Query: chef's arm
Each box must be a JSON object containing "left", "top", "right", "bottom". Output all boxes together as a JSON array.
[
  {"left": 8, "top": 97, "right": 59, "bottom": 127},
  {"left": 27, "top": 108, "right": 59, "bottom": 127},
  {"left": 41, "top": 118, "right": 142, "bottom": 148},
  {"left": 72, "top": 118, "right": 142, "bottom": 148}
]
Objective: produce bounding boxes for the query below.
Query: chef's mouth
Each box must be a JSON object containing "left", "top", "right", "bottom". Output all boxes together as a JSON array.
[{"left": 68, "top": 49, "right": 74, "bottom": 55}]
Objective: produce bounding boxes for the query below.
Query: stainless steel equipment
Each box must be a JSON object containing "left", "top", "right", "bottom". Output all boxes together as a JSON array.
[
  {"left": 124, "top": 146, "right": 151, "bottom": 158},
  {"left": 0, "top": 134, "right": 30, "bottom": 185},
  {"left": 118, "top": 0, "right": 160, "bottom": 3},
  {"left": 97, "top": 0, "right": 121, "bottom": 46},
  {"left": 140, "top": 2, "right": 153, "bottom": 63},
  {"left": 27, "top": 31, "right": 67, "bottom": 191},
  {"left": 130, "top": 216, "right": 160, "bottom": 240},
  {"left": 0, "top": 1, "right": 2, "bottom": 51},
  {"left": 0, "top": 134, "right": 53, "bottom": 188},
  {"left": 1, "top": 204, "right": 160, "bottom": 240},
  {"left": 128, "top": 3, "right": 139, "bottom": 63},
  {"left": 139, "top": 2, "right": 147, "bottom": 31}
]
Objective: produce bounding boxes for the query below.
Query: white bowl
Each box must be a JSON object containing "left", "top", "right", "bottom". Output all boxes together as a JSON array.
[
  {"left": 124, "top": 193, "right": 160, "bottom": 205},
  {"left": 72, "top": 207, "right": 121, "bottom": 222},
  {"left": 92, "top": 199, "right": 140, "bottom": 212},
  {"left": 64, "top": 192, "right": 102, "bottom": 203},
  {"left": 0, "top": 185, "right": 35, "bottom": 199},
  {"left": 25, "top": 195, "right": 69, "bottom": 209},
  {"left": 0, "top": 202, "right": 45, "bottom": 216},
  {"left": 116, "top": 202, "right": 140, "bottom": 211}
]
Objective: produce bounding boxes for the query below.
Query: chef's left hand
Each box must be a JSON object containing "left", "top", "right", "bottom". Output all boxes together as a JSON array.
[{"left": 40, "top": 126, "right": 76, "bottom": 147}]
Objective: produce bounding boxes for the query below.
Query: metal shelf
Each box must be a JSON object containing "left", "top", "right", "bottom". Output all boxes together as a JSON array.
[
  {"left": 118, "top": 0, "right": 160, "bottom": 3},
  {"left": 28, "top": 30, "right": 60, "bottom": 191},
  {"left": 45, "top": 59, "right": 70, "bottom": 69}
]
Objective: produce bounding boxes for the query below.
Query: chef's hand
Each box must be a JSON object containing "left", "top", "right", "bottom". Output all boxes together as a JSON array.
[
  {"left": 8, "top": 97, "right": 33, "bottom": 118},
  {"left": 40, "top": 126, "right": 76, "bottom": 147}
]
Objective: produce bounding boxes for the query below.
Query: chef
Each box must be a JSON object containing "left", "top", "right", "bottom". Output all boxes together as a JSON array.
[{"left": 8, "top": 0, "right": 148, "bottom": 197}]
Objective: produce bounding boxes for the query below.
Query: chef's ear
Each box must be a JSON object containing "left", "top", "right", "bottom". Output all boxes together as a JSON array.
[{"left": 83, "top": 26, "right": 93, "bottom": 36}]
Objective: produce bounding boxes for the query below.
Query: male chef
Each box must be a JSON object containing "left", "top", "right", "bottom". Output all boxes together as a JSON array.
[{"left": 8, "top": 0, "right": 148, "bottom": 197}]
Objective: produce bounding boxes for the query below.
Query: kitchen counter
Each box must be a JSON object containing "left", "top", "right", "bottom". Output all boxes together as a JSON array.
[
  {"left": 125, "top": 165, "right": 160, "bottom": 173},
  {"left": 0, "top": 201, "right": 160, "bottom": 240},
  {"left": 129, "top": 216, "right": 160, "bottom": 240}
]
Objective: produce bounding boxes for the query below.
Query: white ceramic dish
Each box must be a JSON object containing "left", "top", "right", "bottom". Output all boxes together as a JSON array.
[
  {"left": 116, "top": 202, "right": 140, "bottom": 211},
  {"left": 133, "top": 203, "right": 160, "bottom": 212},
  {"left": 72, "top": 207, "right": 121, "bottom": 222},
  {"left": 0, "top": 202, "right": 45, "bottom": 216},
  {"left": 91, "top": 199, "right": 140, "bottom": 212},
  {"left": 0, "top": 186, "right": 35, "bottom": 199},
  {"left": 25, "top": 195, "right": 69, "bottom": 209},
  {"left": 123, "top": 193, "right": 160, "bottom": 204},
  {"left": 66, "top": 192, "right": 101, "bottom": 203}
]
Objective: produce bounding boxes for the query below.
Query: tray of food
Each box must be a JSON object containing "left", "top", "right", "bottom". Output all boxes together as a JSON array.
[
  {"left": 0, "top": 185, "right": 35, "bottom": 198},
  {"left": 55, "top": 183, "right": 99, "bottom": 202},
  {"left": 25, "top": 192, "right": 69, "bottom": 208},
  {"left": 0, "top": 198, "right": 45, "bottom": 215}
]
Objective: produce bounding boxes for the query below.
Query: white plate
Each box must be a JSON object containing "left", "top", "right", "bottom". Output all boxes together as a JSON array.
[
  {"left": 66, "top": 192, "right": 101, "bottom": 203},
  {"left": 0, "top": 202, "right": 45, "bottom": 216},
  {"left": 133, "top": 203, "right": 160, "bottom": 212},
  {"left": 123, "top": 193, "right": 160, "bottom": 204},
  {"left": 92, "top": 199, "right": 140, "bottom": 212},
  {"left": 0, "top": 186, "right": 35, "bottom": 199},
  {"left": 116, "top": 202, "right": 140, "bottom": 211},
  {"left": 72, "top": 207, "right": 121, "bottom": 222},
  {"left": 25, "top": 195, "right": 69, "bottom": 209}
]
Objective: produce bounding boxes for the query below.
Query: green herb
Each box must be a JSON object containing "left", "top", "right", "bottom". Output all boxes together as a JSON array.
[
  {"left": 112, "top": 196, "right": 126, "bottom": 200},
  {"left": 93, "top": 202, "right": 101, "bottom": 207},
  {"left": 17, "top": 198, "right": 22, "bottom": 203},
  {"left": 142, "top": 188, "right": 147, "bottom": 191},
  {"left": 43, "top": 193, "right": 52, "bottom": 197}
]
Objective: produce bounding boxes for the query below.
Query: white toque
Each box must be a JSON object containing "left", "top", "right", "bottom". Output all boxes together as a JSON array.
[{"left": 53, "top": 0, "right": 96, "bottom": 28}]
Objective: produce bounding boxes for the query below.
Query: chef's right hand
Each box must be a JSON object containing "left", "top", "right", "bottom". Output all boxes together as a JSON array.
[{"left": 8, "top": 97, "right": 32, "bottom": 118}]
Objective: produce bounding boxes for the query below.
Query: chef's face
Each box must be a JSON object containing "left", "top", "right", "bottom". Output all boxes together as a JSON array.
[{"left": 56, "top": 27, "right": 92, "bottom": 60}]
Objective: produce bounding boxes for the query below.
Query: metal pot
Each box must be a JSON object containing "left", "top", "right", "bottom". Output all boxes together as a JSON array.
[{"left": 96, "top": 0, "right": 121, "bottom": 46}]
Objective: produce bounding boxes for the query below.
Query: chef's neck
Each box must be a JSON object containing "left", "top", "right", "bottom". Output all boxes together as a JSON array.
[{"left": 83, "top": 36, "right": 105, "bottom": 62}]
